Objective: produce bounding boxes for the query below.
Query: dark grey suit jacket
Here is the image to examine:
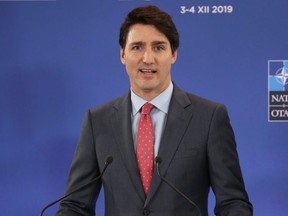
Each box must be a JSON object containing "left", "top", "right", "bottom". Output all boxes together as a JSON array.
[{"left": 56, "top": 85, "right": 252, "bottom": 216}]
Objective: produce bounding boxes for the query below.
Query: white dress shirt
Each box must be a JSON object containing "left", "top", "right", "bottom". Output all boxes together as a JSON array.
[{"left": 131, "top": 82, "right": 173, "bottom": 156}]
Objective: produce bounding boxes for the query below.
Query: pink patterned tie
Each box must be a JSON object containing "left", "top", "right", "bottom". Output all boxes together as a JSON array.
[{"left": 136, "top": 103, "right": 154, "bottom": 195}]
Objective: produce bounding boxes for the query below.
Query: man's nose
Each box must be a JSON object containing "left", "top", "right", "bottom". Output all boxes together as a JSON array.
[{"left": 142, "top": 50, "right": 155, "bottom": 64}]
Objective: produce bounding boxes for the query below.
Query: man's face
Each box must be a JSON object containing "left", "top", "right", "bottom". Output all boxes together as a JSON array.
[{"left": 120, "top": 24, "right": 177, "bottom": 100}]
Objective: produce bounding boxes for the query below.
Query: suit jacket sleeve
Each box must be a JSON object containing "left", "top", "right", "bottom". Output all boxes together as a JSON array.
[
  {"left": 208, "top": 104, "right": 253, "bottom": 215},
  {"left": 55, "top": 110, "right": 101, "bottom": 216}
]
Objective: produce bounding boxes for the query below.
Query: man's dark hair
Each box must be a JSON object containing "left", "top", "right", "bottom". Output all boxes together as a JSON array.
[{"left": 119, "top": 5, "right": 179, "bottom": 54}]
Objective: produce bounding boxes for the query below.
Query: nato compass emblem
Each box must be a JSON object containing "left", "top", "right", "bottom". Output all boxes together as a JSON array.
[{"left": 268, "top": 60, "right": 288, "bottom": 121}]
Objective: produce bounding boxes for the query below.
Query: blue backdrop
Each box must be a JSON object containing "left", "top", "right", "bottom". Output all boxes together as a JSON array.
[{"left": 1, "top": 0, "right": 287, "bottom": 215}]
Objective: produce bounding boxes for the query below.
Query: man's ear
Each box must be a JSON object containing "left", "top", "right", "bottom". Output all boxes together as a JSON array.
[
  {"left": 171, "top": 49, "right": 178, "bottom": 64},
  {"left": 120, "top": 48, "right": 125, "bottom": 64}
]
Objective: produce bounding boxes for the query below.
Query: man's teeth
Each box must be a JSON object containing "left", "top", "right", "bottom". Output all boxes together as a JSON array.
[{"left": 140, "top": 69, "right": 155, "bottom": 73}]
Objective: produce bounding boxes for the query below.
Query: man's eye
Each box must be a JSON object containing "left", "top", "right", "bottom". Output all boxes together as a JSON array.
[
  {"left": 132, "top": 46, "right": 141, "bottom": 51},
  {"left": 154, "top": 46, "right": 164, "bottom": 51}
]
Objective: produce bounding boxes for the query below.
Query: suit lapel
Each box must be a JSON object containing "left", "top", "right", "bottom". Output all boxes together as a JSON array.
[
  {"left": 110, "top": 93, "right": 146, "bottom": 201},
  {"left": 145, "top": 86, "right": 194, "bottom": 206}
]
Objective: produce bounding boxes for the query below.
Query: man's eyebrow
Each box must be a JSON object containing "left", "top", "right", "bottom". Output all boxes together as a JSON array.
[
  {"left": 128, "top": 41, "right": 144, "bottom": 47},
  {"left": 151, "top": 41, "right": 168, "bottom": 45},
  {"left": 128, "top": 41, "right": 168, "bottom": 46}
]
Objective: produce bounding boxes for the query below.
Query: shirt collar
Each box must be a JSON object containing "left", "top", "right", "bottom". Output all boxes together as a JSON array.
[{"left": 131, "top": 82, "right": 173, "bottom": 116}]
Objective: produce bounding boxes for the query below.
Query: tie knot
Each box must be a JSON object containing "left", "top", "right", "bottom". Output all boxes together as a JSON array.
[{"left": 141, "top": 103, "right": 154, "bottom": 115}]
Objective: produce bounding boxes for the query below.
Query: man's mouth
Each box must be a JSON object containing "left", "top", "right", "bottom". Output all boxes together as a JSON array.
[{"left": 139, "top": 69, "right": 157, "bottom": 74}]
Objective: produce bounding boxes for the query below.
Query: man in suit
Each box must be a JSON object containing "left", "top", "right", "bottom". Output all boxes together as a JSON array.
[{"left": 56, "top": 5, "right": 253, "bottom": 216}]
